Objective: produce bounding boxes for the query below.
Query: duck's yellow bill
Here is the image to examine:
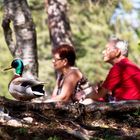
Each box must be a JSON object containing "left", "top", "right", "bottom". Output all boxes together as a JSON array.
[{"left": 3, "top": 67, "right": 13, "bottom": 71}]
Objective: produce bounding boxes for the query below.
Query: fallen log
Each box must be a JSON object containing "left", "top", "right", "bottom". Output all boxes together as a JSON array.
[
  {"left": 0, "top": 96, "right": 140, "bottom": 120},
  {"left": 0, "top": 96, "right": 140, "bottom": 140}
]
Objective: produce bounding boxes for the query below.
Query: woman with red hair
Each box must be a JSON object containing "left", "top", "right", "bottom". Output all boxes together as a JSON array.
[{"left": 49, "top": 44, "right": 92, "bottom": 103}]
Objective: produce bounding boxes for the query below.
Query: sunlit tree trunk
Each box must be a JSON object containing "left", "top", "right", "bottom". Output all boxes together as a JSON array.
[
  {"left": 45, "top": 0, "right": 73, "bottom": 48},
  {"left": 2, "top": 0, "right": 38, "bottom": 79}
]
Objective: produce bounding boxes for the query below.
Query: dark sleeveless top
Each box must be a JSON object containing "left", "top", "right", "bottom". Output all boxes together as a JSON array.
[
  {"left": 56, "top": 73, "right": 91, "bottom": 102},
  {"left": 56, "top": 74, "right": 64, "bottom": 96}
]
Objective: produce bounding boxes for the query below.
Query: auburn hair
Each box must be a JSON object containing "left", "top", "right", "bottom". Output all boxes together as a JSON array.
[{"left": 52, "top": 44, "right": 76, "bottom": 66}]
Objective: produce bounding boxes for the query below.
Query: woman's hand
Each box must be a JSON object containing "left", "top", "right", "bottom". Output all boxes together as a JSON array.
[{"left": 74, "top": 91, "right": 86, "bottom": 101}]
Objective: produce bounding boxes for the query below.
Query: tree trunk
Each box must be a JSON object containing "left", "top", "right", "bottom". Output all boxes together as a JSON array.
[
  {"left": 2, "top": 0, "right": 38, "bottom": 79},
  {"left": 45, "top": 0, "right": 73, "bottom": 48}
]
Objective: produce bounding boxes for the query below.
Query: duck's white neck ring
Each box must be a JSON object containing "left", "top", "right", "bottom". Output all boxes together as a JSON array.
[{"left": 15, "top": 73, "right": 21, "bottom": 76}]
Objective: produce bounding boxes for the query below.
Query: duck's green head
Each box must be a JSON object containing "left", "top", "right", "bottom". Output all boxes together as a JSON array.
[
  {"left": 4, "top": 59, "right": 24, "bottom": 76},
  {"left": 11, "top": 59, "right": 24, "bottom": 75}
]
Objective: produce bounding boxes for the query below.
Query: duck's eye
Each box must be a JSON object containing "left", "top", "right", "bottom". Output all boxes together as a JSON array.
[{"left": 11, "top": 61, "right": 19, "bottom": 68}]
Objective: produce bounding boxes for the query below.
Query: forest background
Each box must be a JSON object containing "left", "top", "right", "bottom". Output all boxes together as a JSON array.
[{"left": 0, "top": 0, "right": 140, "bottom": 99}]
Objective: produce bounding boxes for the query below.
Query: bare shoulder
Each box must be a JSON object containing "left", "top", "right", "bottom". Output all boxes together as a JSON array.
[{"left": 67, "top": 67, "right": 83, "bottom": 79}]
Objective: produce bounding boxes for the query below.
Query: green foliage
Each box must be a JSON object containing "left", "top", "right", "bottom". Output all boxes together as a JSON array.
[
  {"left": 28, "top": 0, "right": 44, "bottom": 8},
  {"left": 0, "top": 10, "right": 13, "bottom": 98},
  {"left": 133, "top": 109, "right": 140, "bottom": 117},
  {"left": 32, "top": 137, "right": 41, "bottom": 140},
  {"left": 48, "top": 136, "right": 60, "bottom": 140},
  {"left": 0, "top": 0, "right": 140, "bottom": 98},
  {"left": 15, "top": 127, "right": 28, "bottom": 135},
  {"left": 122, "top": 0, "right": 133, "bottom": 11},
  {"left": 0, "top": 0, "right": 3, "bottom": 9},
  {"left": 69, "top": 1, "right": 116, "bottom": 83}
]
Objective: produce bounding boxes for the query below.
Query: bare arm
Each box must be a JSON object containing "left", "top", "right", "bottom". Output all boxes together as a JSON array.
[
  {"left": 89, "top": 86, "right": 108, "bottom": 101},
  {"left": 51, "top": 85, "right": 59, "bottom": 99},
  {"left": 51, "top": 71, "right": 81, "bottom": 102}
]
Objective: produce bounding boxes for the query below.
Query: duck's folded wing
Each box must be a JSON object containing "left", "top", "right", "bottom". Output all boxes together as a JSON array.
[{"left": 14, "top": 77, "right": 46, "bottom": 87}]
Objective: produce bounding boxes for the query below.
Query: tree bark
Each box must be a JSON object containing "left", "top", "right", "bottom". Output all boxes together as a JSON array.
[
  {"left": 2, "top": 0, "right": 38, "bottom": 79},
  {"left": 0, "top": 96, "right": 140, "bottom": 140},
  {"left": 1, "top": 97, "right": 140, "bottom": 120},
  {"left": 45, "top": 0, "right": 73, "bottom": 48}
]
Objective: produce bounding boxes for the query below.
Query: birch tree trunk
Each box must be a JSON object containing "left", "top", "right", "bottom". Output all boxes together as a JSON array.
[
  {"left": 2, "top": 0, "right": 38, "bottom": 79},
  {"left": 45, "top": 0, "right": 73, "bottom": 48}
]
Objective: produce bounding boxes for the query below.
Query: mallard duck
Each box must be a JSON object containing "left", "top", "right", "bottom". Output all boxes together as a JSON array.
[{"left": 4, "top": 59, "right": 46, "bottom": 101}]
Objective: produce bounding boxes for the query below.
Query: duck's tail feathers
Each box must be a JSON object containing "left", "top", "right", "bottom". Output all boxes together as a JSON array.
[
  {"left": 33, "top": 91, "right": 44, "bottom": 97},
  {"left": 32, "top": 84, "right": 45, "bottom": 97}
]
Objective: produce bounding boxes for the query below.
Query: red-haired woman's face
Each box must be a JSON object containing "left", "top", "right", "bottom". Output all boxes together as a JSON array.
[
  {"left": 52, "top": 53, "right": 67, "bottom": 71},
  {"left": 52, "top": 45, "right": 76, "bottom": 66}
]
